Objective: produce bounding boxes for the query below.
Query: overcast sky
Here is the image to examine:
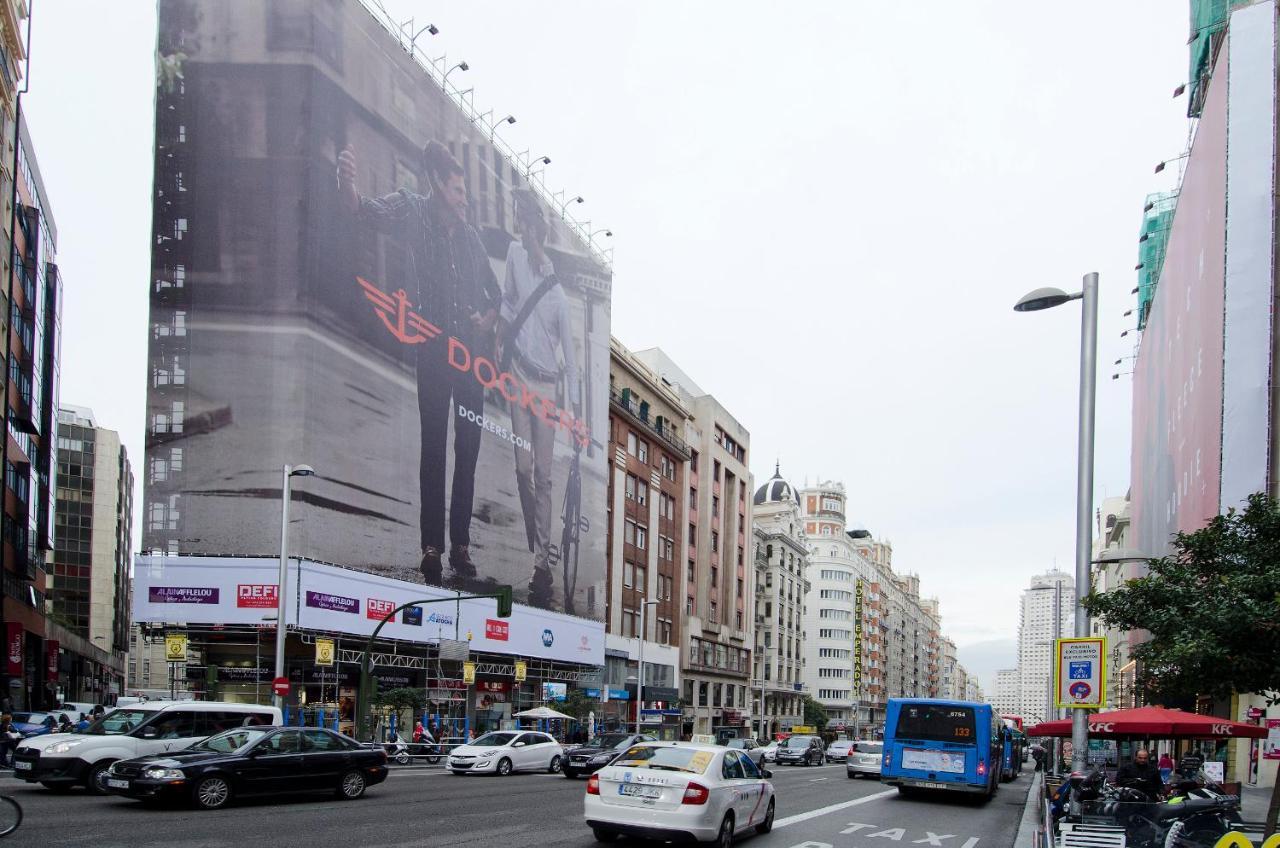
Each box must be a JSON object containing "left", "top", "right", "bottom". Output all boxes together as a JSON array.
[{"left": 24, "top": 2, "right": 1190, "bottom": 685}]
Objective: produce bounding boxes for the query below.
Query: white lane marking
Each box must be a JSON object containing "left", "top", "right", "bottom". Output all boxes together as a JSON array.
[
  {"left": 388, "top": 769, "right": 451, "bottom": 777},
  {"left": 774, "top": 788, "right": 896, "bottom": 828},
  {"left": 809, "top": 777, "right": 829, "bottom": 783},
  {"left": 914, "top": 833, "right": 957, "bottom": 845}
]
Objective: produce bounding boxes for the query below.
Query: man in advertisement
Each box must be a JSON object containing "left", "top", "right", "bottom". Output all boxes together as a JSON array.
[
  {"left": 337, "top": 140, "right": 501, "bottom": 589},
  {"left": 498, "top": 190, "right": 581, "bottom": 607}
]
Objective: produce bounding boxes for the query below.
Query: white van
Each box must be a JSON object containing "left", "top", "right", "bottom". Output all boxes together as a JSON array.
[{"left": 12, "top": 700, "right": 280, "bottom": 793}]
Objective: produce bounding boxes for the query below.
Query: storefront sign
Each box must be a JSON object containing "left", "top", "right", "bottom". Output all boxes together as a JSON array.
[
  {"left": 5, "top": 623, "right": 22, "bottom": 677},
  {"left": 46, "top": 641, "right": 59, "bottom": 682},
  {"left": 134, "top": 556, "right": 604, "bottom": 665},
  {"left": 477, "top": 680, "right": 509, "bottom": 693},
  {"left": 1263, "top": 719, "right": 1280, "bottom": 760},
  {"left": 462, "top": 662, "right": 476, "bottom": 684},
  {"left": 583, "top": 687, "right": 629, "bottom": 701},
  {"left": 514, "top": 661, "right": 527, "bottom": 682},
  {"left": 854, "top": 580, "right": 864, "bottom": 697},
  {"left": 315, "top": 638, "right": 335, "bottom": 667},
  {"left": 366, "top": 598, "right": 395, "bottom": 621}
]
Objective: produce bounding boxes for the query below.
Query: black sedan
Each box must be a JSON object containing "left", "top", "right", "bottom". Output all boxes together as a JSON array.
[
  {"left": 562, "top": 732, "right": 655, "bottom": 779},
  {"left": 104, "top": 726, "right": 388, "bottom": 810}
]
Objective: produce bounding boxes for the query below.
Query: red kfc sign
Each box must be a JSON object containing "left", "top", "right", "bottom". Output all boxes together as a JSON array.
[
  {"left": 485, "top": 619, "right": 509, "bottom": 641},
  {"left": 237, "top": 584, "right": 279, "bottom": 608},
  {"left": 5, "top": 623, "right": 22, "bottom": 677},
  {"left": 46, "top": 640, "right": 59, "bottom": 682},
  {"left": 367, "top": 598, "right": 395, "bottom": 621}
]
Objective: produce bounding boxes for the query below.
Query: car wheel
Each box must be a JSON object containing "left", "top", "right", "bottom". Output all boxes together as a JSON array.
[
  {"left": 496, "top": 757, "right": 513, "bottom": 776},
  {"left": 591, "top": 827, "right": 619, "bottom": 843},
  {"left": 712, "top": 812, "right": 735, "bottom": 848},
  {"left": 85, "top": 761, "right": 116, "bottom": 795},
  {"left": 194, "top": 775, "right": 232, "bottom": 810},
  {"left": 847, "top": 770, "right": 858, "bottom": 779},
  {"left": 754, "top": 798, "right": 775, "bottom": 834},
  {"left": 337, "top": 769, "right": 367, "bottom": 800},
  {"left": 548, "top": 755, "right": 562, "bottom": 774},
  {"left": 563, "top": 767, "right": 578, "bottom": 779}
]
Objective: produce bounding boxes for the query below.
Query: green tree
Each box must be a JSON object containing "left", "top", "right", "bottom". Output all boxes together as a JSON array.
[
  {"left": 559, "top": 688, "right": 598, "bottom": 723},
  {"left": 801, "top": 695, "right": 828, "bottom": 729},
  {"left": 1084, "top": 492, "right": 1280, "bottom": 835},
  {"left": 371, "top": 686, "right": 425, "bottom": 738}
]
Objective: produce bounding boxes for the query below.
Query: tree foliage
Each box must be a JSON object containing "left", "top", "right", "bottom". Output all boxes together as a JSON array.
[
  {"left": 802, "top": 695, "right": 829, "bottom": 729},
  {"left": 1083, "top": 492, "right": 1280, "bottom": 705}
]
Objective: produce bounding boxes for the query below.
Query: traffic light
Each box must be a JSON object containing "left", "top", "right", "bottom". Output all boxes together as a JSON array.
[{"left": 496, "top": 585, "right": 513, "bottom": 618}]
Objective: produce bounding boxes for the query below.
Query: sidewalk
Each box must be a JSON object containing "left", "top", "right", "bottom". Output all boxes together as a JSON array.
[
  {"left": 1239, "top": 783, "right": 1271, "bottom": 822},
  {"left": 1013, "top": 772, "right": 1045, "bottom": 848}
]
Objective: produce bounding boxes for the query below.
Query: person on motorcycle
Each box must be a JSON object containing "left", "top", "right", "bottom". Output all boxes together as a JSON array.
[{"left": 1116, "top": 749, "right": 1164, "bottom": 800}]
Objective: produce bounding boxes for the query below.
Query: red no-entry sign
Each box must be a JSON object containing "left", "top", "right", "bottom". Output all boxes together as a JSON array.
[{"left": 272, "top": 676, "right": 290, "bottom": 697}]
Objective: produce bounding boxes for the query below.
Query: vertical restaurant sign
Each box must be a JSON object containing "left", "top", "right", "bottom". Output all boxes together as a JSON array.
[
  {"left": 46, "top": 640, "right": 59, "bottom": 682},
  {"left": 6, "top": 623, "right": 22, "bottom": 676},
  {"left": 853, "top": 580, "right": 864, "bottom": 698}
]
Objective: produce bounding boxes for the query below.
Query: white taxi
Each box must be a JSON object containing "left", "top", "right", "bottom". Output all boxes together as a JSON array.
[
  {"left": 584, "top": 741, "right": 775, "bottom": 846},
  {"left": 447, "top": 730, "right": 564, "bottom": 776}
]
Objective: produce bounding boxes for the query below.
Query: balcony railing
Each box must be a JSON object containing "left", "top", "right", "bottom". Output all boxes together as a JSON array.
[{"left": 610, "top": 386, "right": 690, "bottom": 458}]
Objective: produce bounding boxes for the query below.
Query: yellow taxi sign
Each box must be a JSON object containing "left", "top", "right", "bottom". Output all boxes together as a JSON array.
[
  {"left": 164, "top": 634, "right": 188, "bottom": 662},
  {"left": 790, "top": 725, "right": 816, "bottom": 734}
]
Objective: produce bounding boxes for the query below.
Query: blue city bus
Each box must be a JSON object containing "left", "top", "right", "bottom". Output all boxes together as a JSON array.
[
  {"left": 880, "top": 698, "right": 1001, "bottom": 799},
  {"left": 999, "top": 718, "right": 1026, "bottom": 782}
]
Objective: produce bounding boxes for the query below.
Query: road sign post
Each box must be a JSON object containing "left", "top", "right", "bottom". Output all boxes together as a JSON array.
[
  {"left": 1055, "top": 637, "right": 1106, "bottom": 710},
  {"left": 272, "top": 676, "right": 290, "bottom": 698}
]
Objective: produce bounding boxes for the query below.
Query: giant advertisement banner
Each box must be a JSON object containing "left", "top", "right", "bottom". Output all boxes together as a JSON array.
[
  {"left": 146, "top": 1, "right": 609, "bottom": 623},
  {"left": 1129, "top": 46, "right": 1228, "bottom": 556},
  {"left": 134, "top": 555, "right": 603, "bottom": 665}
]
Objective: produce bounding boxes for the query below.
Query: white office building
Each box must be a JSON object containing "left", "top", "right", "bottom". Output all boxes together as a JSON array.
[{"left": 1016, "top": 571, "right": 1074, "bottom": 725}]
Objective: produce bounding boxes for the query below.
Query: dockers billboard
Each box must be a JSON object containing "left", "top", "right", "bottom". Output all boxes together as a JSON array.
[{"left": 145, "top": 1, "right": 610, "bottom": 623}]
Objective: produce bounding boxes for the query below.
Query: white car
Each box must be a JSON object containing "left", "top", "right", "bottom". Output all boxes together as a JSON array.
[
  {"left": 846, "top": 740, "right": 884, "bottom": 778},
  {"left": 759, "top": 741, "right": 779, "bottom": 763},
  {"left": 447, "top": 730, "right": 564, "bottom": 776},
  {"left": 825, "top": 740, "right": 854, "bottom": 762},
  {"left": 584, "top": 741, "right": 775, "bottom": 846}
]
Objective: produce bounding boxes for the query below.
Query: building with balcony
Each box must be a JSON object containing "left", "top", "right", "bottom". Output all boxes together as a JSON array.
[
  {"left": 751, "top": 465, "right": 809, "bottom": 737},
  {"left": 604, "top": 339, "right": 690, "bottom": 736},
  {"left": 633, "top": 348, "right": 754, "bottom": 739}
]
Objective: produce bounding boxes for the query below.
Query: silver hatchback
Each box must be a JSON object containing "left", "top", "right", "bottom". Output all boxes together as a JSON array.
[{"left": 846, "top": 740, "right": 883, "bottom": 779}]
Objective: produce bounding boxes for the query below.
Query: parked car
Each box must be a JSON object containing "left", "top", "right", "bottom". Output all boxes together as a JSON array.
[
  {"left": 447, "top": 730, "right": 564, "bottom": 776},
  {"left": 13, "top": 701, "right": 280, "bottom": 793},
  {"left": 10, "top": 712, "right": 60, "bottom": 739},
  {"left": 563, "top": 733, "right": 654, "bottom": 779},
  {"left": 846, "top": 740, "right": 884, "bottom": 778},
  {"left": 825, "top": 740, "right": 855, "bottom": 763},
  {"left": 774, "top": 734, "right": 824, "bottom": 767},
  {"left": 759, "top": 741, "right": 780, "bottom": 763},
  {"left": 725, "top": 738, "right": 766, "bottom": 768},
  {"left": 584, "top": 741, "right": 775, "bottom": 844},
  {"left": 104, "top": 726, "right": 387, "bottom": 810}
]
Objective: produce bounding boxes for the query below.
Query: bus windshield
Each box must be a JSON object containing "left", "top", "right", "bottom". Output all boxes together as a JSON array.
[{"left": 894, "top": 704, "right": 976, "bottom": 744}]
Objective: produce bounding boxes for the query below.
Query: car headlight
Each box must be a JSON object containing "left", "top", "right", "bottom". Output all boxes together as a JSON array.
[
  {"left": 591, "top": 754, "right": 612, "bottom": 763},
  {"left": 481, "top": 750, "right": 498, "bottom": 757},
  {"left": 143, "top": 767, "right": 185, "bottom": 780},
  {"left": 48, "top": 740, "right": 85, "bottom": 755}
]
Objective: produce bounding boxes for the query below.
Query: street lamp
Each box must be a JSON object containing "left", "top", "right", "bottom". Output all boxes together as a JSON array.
[
  {"left": 443, "top": 60, "right": 469, "bottom": 86},
  {"left": 1013, "top": 272, "right": 1098, "bottom": 776},
  {"left": 274, "top": 463, "right": 314, "bottom": 709},
  {"left": 636, "top": 599, "right": 660, "bottom": 735}
]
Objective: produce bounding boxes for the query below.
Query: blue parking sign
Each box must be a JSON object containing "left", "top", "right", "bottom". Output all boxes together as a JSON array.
[{"left": 1069, "top": 661, "right": 1091, "bottom": 680}]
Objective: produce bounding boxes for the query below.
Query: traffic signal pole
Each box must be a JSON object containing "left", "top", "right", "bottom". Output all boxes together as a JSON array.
[{"left": 355, "top": 586, "right": 512, "bottom": 741}]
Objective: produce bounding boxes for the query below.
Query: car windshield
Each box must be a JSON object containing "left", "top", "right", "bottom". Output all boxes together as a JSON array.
[
  {"left": 783, "top": 736, "right": 813, "bottom": 749},
  {"left": 81, "top": 709, "right": 157, "bottom": 736},
  {"left": 13, "top": 712, "right": 49, "bottom": 724},
  {"left": 894, "top": 704, "right": 977, "bottom": 744},
  {"left": 586, "top": 734, "right": 630, "bottom": 750},
  {"left": 727, "top": 739, "right": 751, "bottom": 749},
  {"left": 613, "top": 746, "right": 713, "bottom": 774},
  {"left": 190, "top": 728, "right": 268, "bottom": 754},
  {"left": 471, "top": 732, "right": 518, "bottom": 747}
]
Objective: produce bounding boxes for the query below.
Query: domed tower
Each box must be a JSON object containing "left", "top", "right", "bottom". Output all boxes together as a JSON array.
[{"left": 753, "top": 463, "right": 799, "bottom": 508}]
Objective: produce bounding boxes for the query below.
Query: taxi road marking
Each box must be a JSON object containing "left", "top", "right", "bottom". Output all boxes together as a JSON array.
[
  {"left": 836, "top": 824, "right": 978, "bottom": 847},
  {"left": 773, "top": 788, "right": 896, "bottom": 828}
]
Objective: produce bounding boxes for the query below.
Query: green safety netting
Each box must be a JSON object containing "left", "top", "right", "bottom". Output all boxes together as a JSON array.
[
  {"left": 1187, "top": 0, "right": 1252, "bottom": 115},
  {"left": 1136, "top": 192, "right": 1177, "bottom": 330}
]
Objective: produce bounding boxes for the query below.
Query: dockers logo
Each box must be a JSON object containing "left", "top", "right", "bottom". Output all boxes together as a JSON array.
[
  {"left": 355, "top": 276, "right": 590, "bottom": 448},
  {"left": 237, "top": 585, "right": 279, "bottom": 609},
  {"left": 357, "top": 277, "right": 442, "bottom": 344}
]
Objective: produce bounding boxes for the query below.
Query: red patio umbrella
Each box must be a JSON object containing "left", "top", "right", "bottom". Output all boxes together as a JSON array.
[{"left": 1024, "top": 705, "right": 1266, "bottom": 739}]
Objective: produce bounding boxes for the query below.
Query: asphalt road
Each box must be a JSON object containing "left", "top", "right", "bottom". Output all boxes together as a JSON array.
[{"left": 0, "top": 762, "right": 1031, "bottom": 848}]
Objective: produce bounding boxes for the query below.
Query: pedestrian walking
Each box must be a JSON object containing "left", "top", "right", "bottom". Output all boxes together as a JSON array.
[{"left": 1158, "top": 752, "right": 1174, "bottom": 784}]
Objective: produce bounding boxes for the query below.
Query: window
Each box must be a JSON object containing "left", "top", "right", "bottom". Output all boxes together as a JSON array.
[
  {"left": 636, "top": 481, "right": 648, "bottom": 506},
  {"left": 712, "top": 496, "right": 720, "bottom": 517},
  {"left": 624, "top": 520, "right": 637, "bottom": 546},
  {"left": 622, "top": 608, "right": 638, "bottom": 637},
  {"left": 687, "top": 595, "right": 694, "bottom": 615},
  {"left": 623, "top": 561, "right": 635, "bottom": 588},
  {"left": 302, "top": 729, "right": 346, "bottom": 751},
  {"left": 735, "top": 610, "right": 743, "bottom": 629},
  {"left": 637, "top": 440, "right": 648, "bottom": 463},
  {"left": 736, "top": 578, "right": 743, "bottom": 598},
  {"left": 710, "top": 566, "right": 718, "bottom": 588},
  {"left": 625, "top": 474, "right": 636, "bottom": 501},
  {"left": 711, "top": 531, "right": 719, "bottom": 553},
  {"left": 635, "top": 563, "right": 647, "bottom": 593},
  {"left": 636, "top": 527, "right": 647, "bottom": 550},
  {"left": 709, "top": 600, "right": 718, "bottom": 623},
  {"left": 627, "top": 432, "right": 638, "bottom": 456}
]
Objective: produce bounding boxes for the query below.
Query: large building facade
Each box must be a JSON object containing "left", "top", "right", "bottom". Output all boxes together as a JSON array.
[
  {"left": 751, "top": 466, "right": 809, "bottom": 737},
  {"left": 603, "top": 339, "right": 689, "bottom": 737},
  {"left": 633, "top": 349, "right": 754, "bottom": 739},
  {"left": 51, "top": 406, "right": 132, "bottom": 699},
  {"left": 1015, "top": 570, "right": 1073, "bottom": 725}
]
